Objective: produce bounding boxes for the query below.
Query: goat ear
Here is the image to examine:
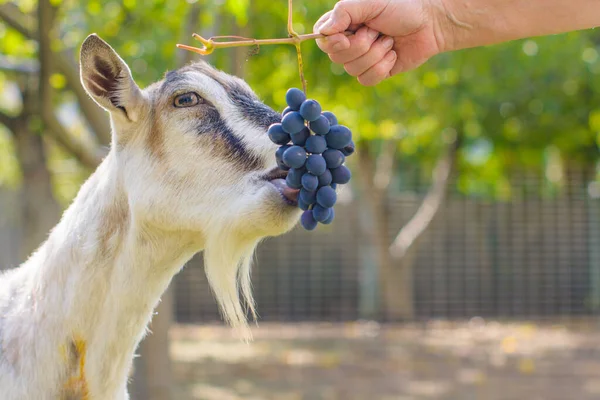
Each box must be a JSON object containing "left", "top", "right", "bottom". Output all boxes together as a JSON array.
[{"left": 79, "top": 34, "right": 145, "bottom": 121}]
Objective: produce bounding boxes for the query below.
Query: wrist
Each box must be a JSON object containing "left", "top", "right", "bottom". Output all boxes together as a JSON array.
[
  {"left": 427, "top": 0, "right": 472, "bottom": 53},
  {"left": 426, "top": 0, "right": 600, "bottom": 53}
]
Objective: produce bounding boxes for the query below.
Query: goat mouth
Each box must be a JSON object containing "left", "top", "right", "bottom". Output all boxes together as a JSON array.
[
  {"left": 263, "top": 167, "right": 288, "bottom": 181},
  {"left": 263, "top": 167, "right": 299, "bottom": 206}
]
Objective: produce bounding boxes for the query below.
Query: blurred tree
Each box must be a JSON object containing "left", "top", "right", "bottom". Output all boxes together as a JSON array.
[
  {"left": 355, "top": 135, "right": 461, "bottom": 319},
  {"left": 0, "top": 0, "right": 63, "bottom": 258}
]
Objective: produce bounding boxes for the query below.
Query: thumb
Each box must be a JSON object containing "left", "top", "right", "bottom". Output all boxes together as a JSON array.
[{"left": 318, "top": 0, "right": 384, "bottom": 35}]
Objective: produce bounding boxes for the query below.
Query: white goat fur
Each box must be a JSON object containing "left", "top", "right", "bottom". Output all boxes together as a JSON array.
[{"left": 0, "top": 34, "right": 300, "bottom": 399}]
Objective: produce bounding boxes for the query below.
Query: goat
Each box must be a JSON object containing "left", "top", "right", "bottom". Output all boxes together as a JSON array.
[{"left": 0, "top": 34, "right": 301, "bottom": 399}]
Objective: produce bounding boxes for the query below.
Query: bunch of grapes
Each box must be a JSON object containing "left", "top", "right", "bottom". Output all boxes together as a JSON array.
[{"left": 268, "top": 88, "right": 355, "bottom": 230}]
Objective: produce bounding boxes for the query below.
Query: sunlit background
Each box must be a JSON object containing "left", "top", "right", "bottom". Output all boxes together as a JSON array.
[{"left": 1, "top": 0, "right": 600, "bottom": 399}]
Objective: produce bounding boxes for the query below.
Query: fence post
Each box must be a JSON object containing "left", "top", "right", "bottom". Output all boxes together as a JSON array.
[
  {"left": 587, "top": 189, "right": 600, "bottom": 312},
  {"left": 357, "top": 204, "right": 380, "bottom": 319}
]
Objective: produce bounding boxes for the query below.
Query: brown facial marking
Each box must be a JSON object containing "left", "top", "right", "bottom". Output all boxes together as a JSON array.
[
  {"left": 157, "top": 61, "right": 274, "bottom": 173},
  {"left": 205, "top": 129, "right": 264, "bottom": 173},
  {"left": 181, "top": 62, "right": 282, "bottom": 130},
  {"left": 193, "top": 106, "right": 264, "bottom": 172},
  {"left": 163, "top": 61, "right": 256, "bottom": 104},
  {"left": 146, "top": 108, "right": 165, "bottom": 159}
]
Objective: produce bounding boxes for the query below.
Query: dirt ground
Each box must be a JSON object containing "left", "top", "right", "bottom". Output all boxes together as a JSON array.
[{"left": 170, "top": 319, "right": 600, "bottom": 400}]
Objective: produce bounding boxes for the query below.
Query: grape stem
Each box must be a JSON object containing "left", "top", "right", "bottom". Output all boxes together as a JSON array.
[
  {"left": 175, "top": 31, "right": 351, "bottom": 56},
  {"left": 288, "top": 0, "right": 307, "bottom": 94},
  {"left": 176, "top": 0, "right": 353, "bottom": 95}
]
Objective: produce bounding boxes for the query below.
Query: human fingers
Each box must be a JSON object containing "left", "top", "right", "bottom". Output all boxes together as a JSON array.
[
  {"left": 357, "top": 50, "right": 397, "bottom": 86},
  {"left": 343, "top": 35, "right": 395, "bottom": 77}
]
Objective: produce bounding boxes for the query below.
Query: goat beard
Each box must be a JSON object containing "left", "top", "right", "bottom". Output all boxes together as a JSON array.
[{"left": 203, "top": 229, "right": 260, "bottom": 341}]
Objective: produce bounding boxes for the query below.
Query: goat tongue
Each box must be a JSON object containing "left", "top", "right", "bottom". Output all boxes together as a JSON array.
[
  {"left": 270, "top": 178, "right": 300, "bottom": 204},
  {"left": 282, "top": 185, "right": 300, "bottom": 202}
]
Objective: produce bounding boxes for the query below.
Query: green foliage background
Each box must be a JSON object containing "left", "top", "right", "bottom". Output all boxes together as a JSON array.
[{"left": 1, "top": 0, "right": 599, "bottom": 202}]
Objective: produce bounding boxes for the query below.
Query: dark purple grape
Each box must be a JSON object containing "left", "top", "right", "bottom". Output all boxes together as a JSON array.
[
  {"left": 299, "top": 99, "right": 322, "bottom": 122},
  {"left": 318, "top": 169, "right": 332, "bottom": 187},
  {"left": 286, "top": 88, "right": 306, "bottom": 111},
  {"left": 305, "top": 135, "right": 327, "bottom": 154},
  {"left": 322, "top": 149, "right": 345, "bottom": 169},
  {"left": 301, "top": 173, "right": 319, "bottom": 192},
  {"left": 282, "top": 111, "right": 306, "bottom": 134},
  {"left": 282, "top": 146, "right": 306, "bottom": 169},
  {"left": 276, "top": 89, "right": 354, "bottom": 229},
  {"left": 276, "top": 145, "right": 291, "bottom": 170},
  {"left": 290, "top": 126, "right": 311, "bottom": 146},
  {"left": 316, "top": 186, "right": 337, "bottom": 208},
  {"left": 341, "top": 140, "right": 355, "bottom": 156},
  {"left": 286, "top": 167, "right": 304, "bottom": 189},
  {"left": 330, "top": 165, "right": 351, "bottom": 184},
  {"left": 301, "top": 210, "right": 318, "bottom": 230},
  {"left": 268, "top": 123, "right": 290, "bottom": 145},
  {"left": 300, "top": 188, "right": 317, "bottom": 205},
  {"left": 276, "top": 145, "right": 291, "bottom": 160},
  {"left": 312, "top": 205, "right": 332, "bottom": 223},
  {"left": 322, "top": 111, "right": 338, "bottom": 126},
  {"left": 305, "top": 154, "right": 327, "bottom": 176},
  {"left": 322, "top": 208, "right": 335, "bottom": 224},
  {"left": 326, "top": 125, "right": 352, "bottom": 149},
  {"left": 298, "top": 198, "right": 311, "bottom": 211},
  {"left": 309, "top": 115, "right": 331, "bottom": 135}
]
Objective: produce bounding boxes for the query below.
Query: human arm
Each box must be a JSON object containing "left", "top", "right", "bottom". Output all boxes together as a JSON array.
[{"left": 314, "top": 0, "right": 600, "bottom": 85}]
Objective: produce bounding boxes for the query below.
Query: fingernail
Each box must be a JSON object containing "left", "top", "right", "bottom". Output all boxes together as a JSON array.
[
  {"left": 367, "top": 28, "right": 379, "bottom": 40},
  {"left": 383, "top": 36, "right": 394, "bottom": 49},
  {"left": 385, "top": 50, "right": 397, "bottom": 62},
  {"left": 314, "top": 16, "right": 329, "bottom": 32},
  {"left": 319, "top": 18, "right": 335, "bottom": 33}
]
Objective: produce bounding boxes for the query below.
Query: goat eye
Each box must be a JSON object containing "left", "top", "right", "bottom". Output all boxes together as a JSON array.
[{"left": 174, "top": 92, "right": 201, "bottom": 108}]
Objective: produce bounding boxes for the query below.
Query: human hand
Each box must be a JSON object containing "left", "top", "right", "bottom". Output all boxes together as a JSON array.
[{"left": 314, "top": 0, "right": 444, "bottom": 86}]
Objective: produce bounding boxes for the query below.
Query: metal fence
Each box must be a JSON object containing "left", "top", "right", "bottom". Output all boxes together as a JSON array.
[
  {"left": 174, "top": 171, "right": 600, "bottom": 323},
  {"left": 1, "top": 171, "right": 599, "bottom": 324}
]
